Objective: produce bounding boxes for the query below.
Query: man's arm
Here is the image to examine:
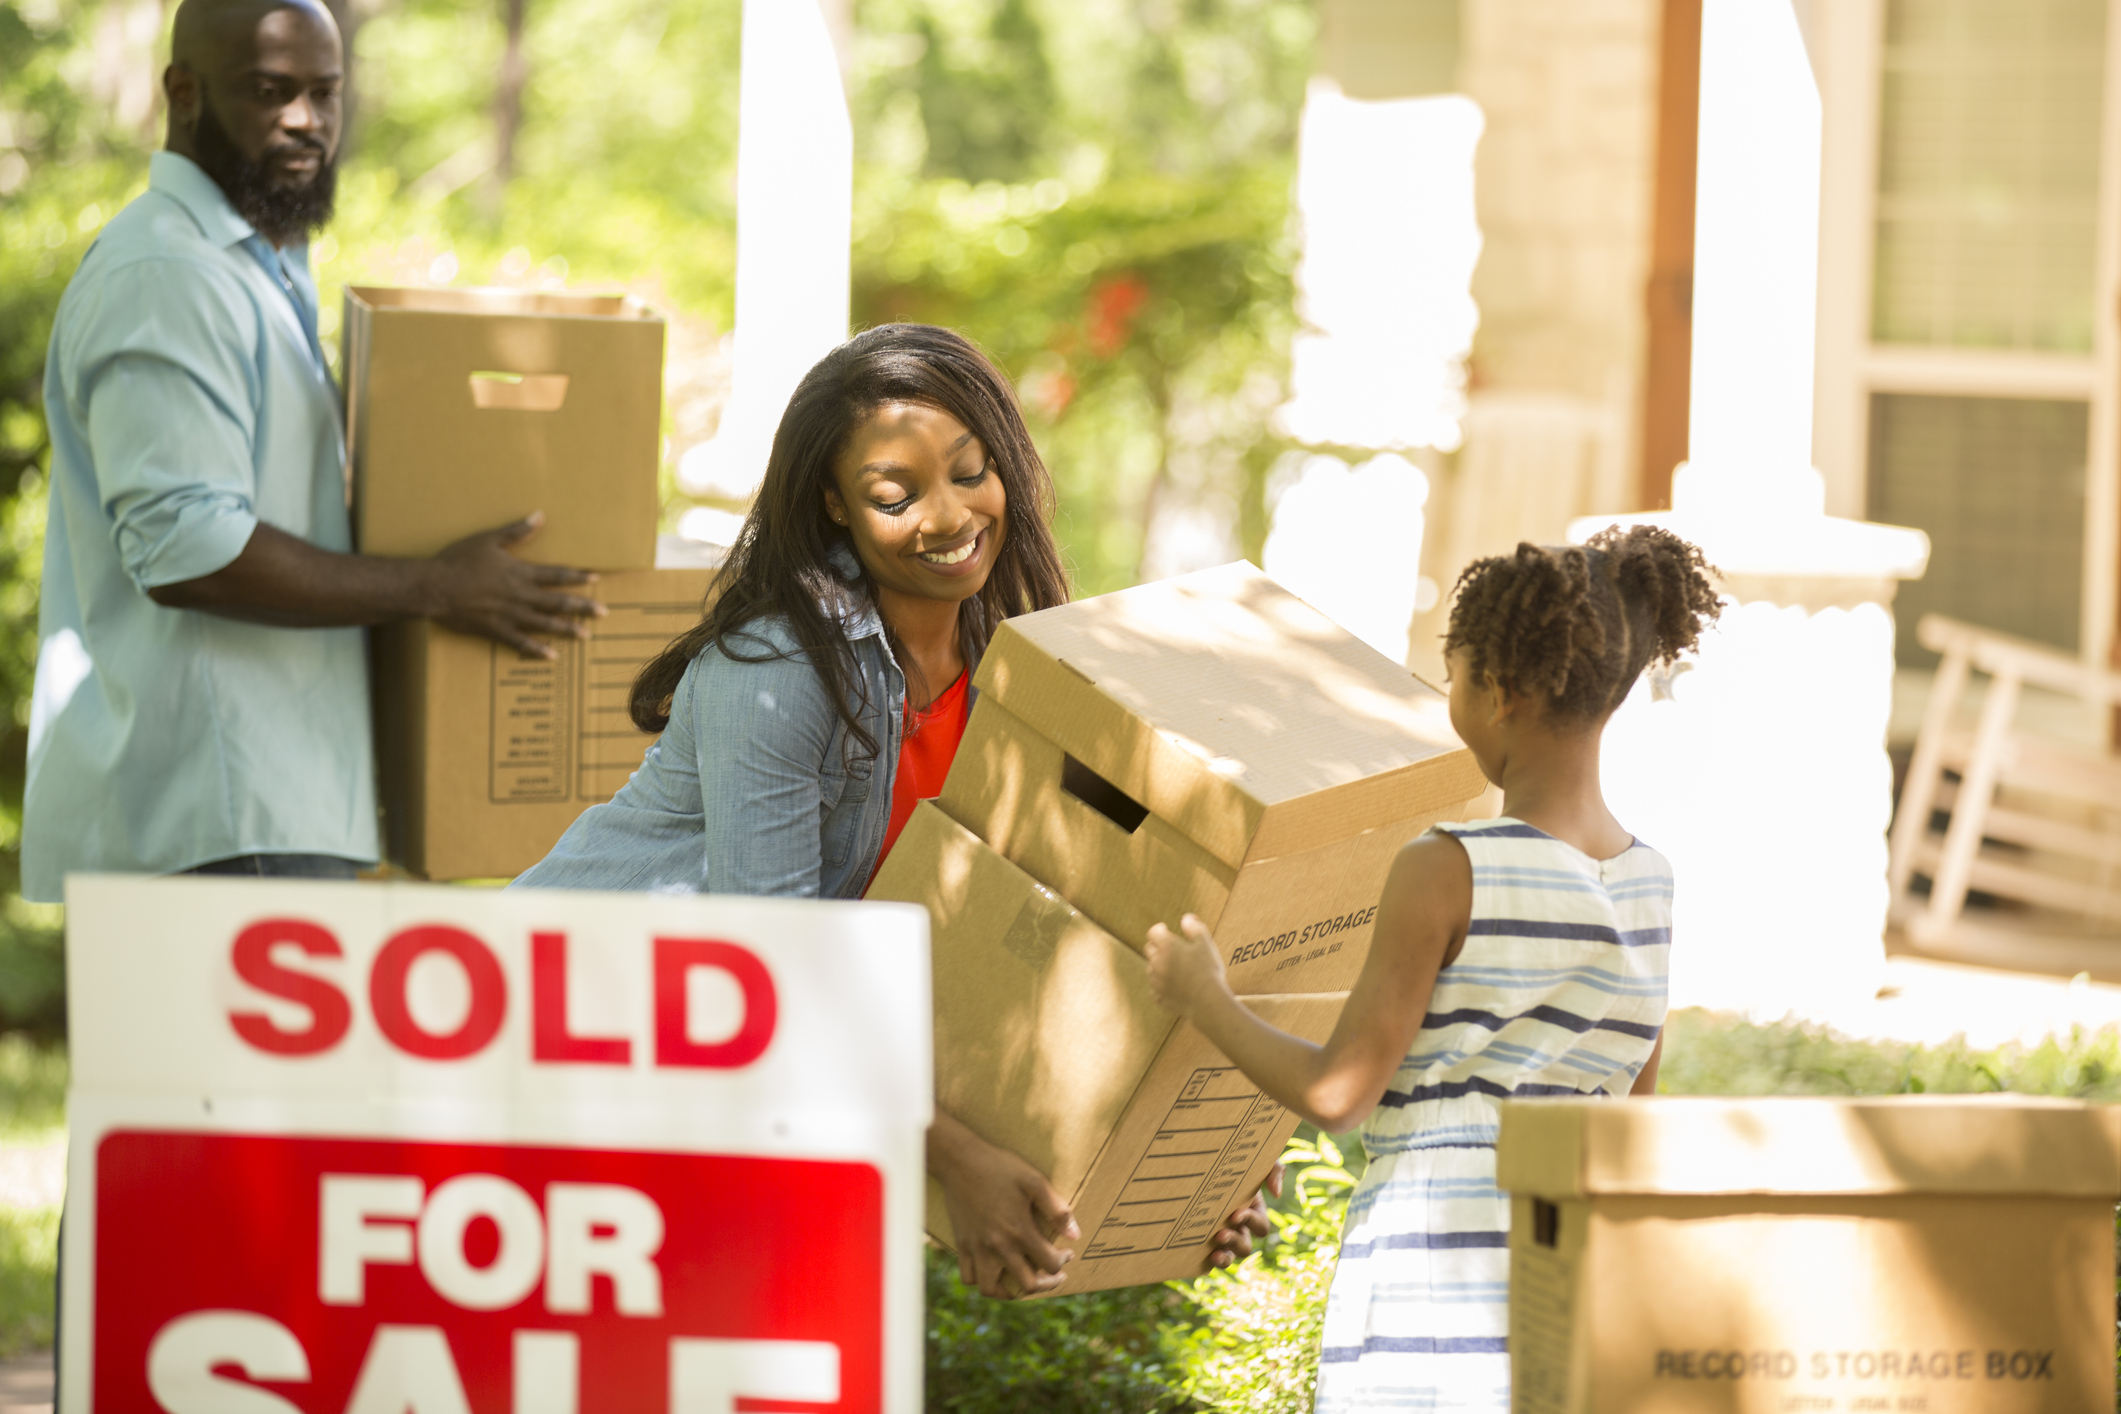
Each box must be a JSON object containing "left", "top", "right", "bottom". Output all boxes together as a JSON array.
[{"left": 148, "top": 512, "right": 603, "bottom": 658}]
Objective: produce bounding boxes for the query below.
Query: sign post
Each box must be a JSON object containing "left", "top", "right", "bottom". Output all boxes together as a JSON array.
[{"left": 59, "top": 877, "right": 931, "bottom": 1413}]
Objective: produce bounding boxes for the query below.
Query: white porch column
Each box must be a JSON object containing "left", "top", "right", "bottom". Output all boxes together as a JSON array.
[
  {"left": 678, "top": 0, "right": 852, "bottom": 505},
  {"left": 1573, "top": 0, "right": 1927, "bottom": 1022}
]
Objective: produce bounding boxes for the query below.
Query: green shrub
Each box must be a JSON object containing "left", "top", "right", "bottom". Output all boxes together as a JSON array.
[
  {"left": 1168, "top": 1133, "right": 1355, "bottom": 1413},
  {"left": 924, "top": 1245, "right": 1200, "bottom": 1412}
]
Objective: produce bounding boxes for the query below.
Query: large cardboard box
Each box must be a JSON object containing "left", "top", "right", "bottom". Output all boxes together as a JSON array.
[
  {"left": 940, "top": 561, "right": 1488, "bottom": 994},
  {"left": 373, "top": 537, "right": 719, "bottom": 881},
  {"left": 343, "top": 286, "right": 664, "bottom": 569},
  {"left": 869, "top": 802, "right": 1347, "bottom": 1294},
  {"left": 1496, "top": 1096, "right": 2121, "bottom": 1413}
]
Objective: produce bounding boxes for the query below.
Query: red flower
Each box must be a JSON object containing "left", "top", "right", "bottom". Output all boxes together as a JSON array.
[{"left": 1086, "top": 274, "right": 1150, "bottom": 358}]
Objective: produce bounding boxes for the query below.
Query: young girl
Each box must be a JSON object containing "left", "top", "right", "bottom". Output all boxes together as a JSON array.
[{"left": 1145, "top": 525, "right": 1721, "bottom": 1412}]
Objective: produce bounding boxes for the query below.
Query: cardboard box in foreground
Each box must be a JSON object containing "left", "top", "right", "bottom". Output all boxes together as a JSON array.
[
  {"left": 868, "top": 803, "right": 1347, "bottom": 1294},
  {"left": 1497, "top": 1096, "right": 2121, "bottom": 1413},
  {"left": 939, "top": 561, "right": 1488, "bottom": 994},
  {"left": 374, "top": 537, "right": 719, "bottom": 881},
  {"left": 344, "top": 286, "right": 664, "bottom": 570}
]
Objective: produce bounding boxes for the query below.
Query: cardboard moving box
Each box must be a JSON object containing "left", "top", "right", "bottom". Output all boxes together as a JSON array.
[
  {"left": 1496, "top": 1096, "right": 2121, "bottom": 1413},
  {"left": 344, "top": 286, "right": 665, "bottom": 570},
  {"left": 940, "top": 561, "right": 1487, "bottom": 993},
  {"left": 869, "top": 802, "right": 1347, "bottom": 1294},
  {"left": 374, "top": 536, "right": 720, "bottom": 881}
]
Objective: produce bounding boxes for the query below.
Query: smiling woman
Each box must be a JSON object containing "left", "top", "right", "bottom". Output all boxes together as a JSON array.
[{"left": 513, "top": 324, "right": 1120, "bottom": 1298}]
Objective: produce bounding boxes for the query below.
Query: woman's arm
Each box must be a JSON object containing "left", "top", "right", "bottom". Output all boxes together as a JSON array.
[
  {"left": 927, "top": 1111, "right": 1077, "bottom": 1298},
  {"left": 1145, "top": 832, "right": 1472, "bottom": 1133},
  {"left": 689, "top": 641, "right": 841, "bottom": 896}
]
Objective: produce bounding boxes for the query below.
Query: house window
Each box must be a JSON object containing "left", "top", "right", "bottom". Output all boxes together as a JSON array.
[
  {"left": 1869, "top": 393, "right": 2089, "bottom": 661},
  {"left": 1872, "top": 0, "right": 2106, "bottom": 352}
]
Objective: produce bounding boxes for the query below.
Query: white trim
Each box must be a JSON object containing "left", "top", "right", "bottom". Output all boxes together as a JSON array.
[
  {"left": 1860, "top": 345, "right": 2101, "bottom": 400},
  {"left": 1812, "top": 0, "right": 1884, "bottom": 520},
  {"left": 2083, "top": 0, "right": 2121, "bottom": 673}
]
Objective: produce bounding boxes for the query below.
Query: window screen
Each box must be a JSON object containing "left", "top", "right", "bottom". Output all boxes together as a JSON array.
[
  {"left": 1873, "top": 0, "right": 2105, "bottom": 351},
  {"left": 1868, "top": 393, "right": 2086, "bottom": 665}
]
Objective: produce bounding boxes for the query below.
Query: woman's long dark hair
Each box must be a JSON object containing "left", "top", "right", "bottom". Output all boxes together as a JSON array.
[{"left": 630, "top": 323, "right": 1071, "bottom": 757}]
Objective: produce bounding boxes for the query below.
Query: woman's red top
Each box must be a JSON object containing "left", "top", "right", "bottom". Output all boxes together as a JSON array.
[{"left": 869, "top": 669, "right": 971, "bottom": 884}]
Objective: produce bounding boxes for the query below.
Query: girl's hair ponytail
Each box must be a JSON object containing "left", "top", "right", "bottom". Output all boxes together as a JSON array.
[{"left": 1444, "top": 524, "right": 1720, "bottom": 721}]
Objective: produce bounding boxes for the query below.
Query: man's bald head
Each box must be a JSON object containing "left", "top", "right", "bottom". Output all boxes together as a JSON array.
[
  {"left": 164, "top": 0, "right": 343, "bottom": 245},
  {"left": 171, "top": 0, "right": 338, "bottom": 72}
]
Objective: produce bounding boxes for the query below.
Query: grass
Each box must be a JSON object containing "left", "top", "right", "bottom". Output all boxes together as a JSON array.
[{"left": 0, "top": 1033, "right": 65, "bottom": 1357}]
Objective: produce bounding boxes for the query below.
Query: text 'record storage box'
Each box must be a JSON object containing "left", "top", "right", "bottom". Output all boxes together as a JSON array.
[
  {"left": 870, "top": 802, "right": 1346, "bottom": 1294},
  {"left": 60, "top": 875, "right": 931, "bottom": 1412},
  {"left": 940, "top": 560, "right": 1489, "bottom": 994},
  {"left": 373, "top": 536, "right": 719, "bottom": 881},
  {"left": 343, "top": 286, "right": 664, "bottom": 570},
  {"left": 1496, "top": 1096, "right": 2121, "bottom": 1413}
]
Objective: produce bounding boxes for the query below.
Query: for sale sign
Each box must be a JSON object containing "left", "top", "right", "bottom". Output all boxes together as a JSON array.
[{"left": 59, "top": 877, "right": 931, "bottom": 1413}]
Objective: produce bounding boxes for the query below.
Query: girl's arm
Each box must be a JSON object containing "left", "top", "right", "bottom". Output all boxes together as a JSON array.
[
  {"left": 1629, "top": 1033, "right": 1664, "bottom": 1095},
  {"left": 1145, "top": 832, "right": 1472, "bottom": 1133}
]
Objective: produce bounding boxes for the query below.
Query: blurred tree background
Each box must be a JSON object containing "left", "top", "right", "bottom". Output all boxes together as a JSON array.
[
  {"left": 0, "top": 0, "right": 1316, "bottom": 1036},
  {"left": 0, "top": 0, "right": 1322, "bottom": 1392}
]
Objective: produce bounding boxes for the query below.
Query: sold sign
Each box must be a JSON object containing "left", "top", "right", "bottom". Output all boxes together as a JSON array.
[{"left": 61, "top": 878, "right": 931, "bottom": 1413}]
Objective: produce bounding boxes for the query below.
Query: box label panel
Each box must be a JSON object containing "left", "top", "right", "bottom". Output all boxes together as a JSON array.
[
  {"left": 576, "top": 598, "right": 697, "bottom": 801},
  {"left": 489, "top": 646, "right": 576, "bottom": 803},
  {"left": 1084, "top": 1067, "right": 1286, "bottom": 1258}
]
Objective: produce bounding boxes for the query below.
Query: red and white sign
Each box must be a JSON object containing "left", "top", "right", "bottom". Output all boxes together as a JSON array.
[{"left": 60, "top": 877, "right": 932, "bottom": 1413}]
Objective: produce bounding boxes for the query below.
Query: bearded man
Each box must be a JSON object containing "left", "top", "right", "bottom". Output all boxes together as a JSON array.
[{"left": 25, "top": 0, "right": 601, "bottom": 899}]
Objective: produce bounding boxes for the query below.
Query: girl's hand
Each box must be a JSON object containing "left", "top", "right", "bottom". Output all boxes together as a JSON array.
[
  {"left": 935, "top": 1136, "right": 1079, "bottom": 1300},
  {"left": 1144, "top": 913, "right": 1231, "bottom": 1018}
]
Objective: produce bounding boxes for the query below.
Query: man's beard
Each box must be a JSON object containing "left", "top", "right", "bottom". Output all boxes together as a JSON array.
[{"left": 191, "top": 95, "right": 337, "bottom": 247}]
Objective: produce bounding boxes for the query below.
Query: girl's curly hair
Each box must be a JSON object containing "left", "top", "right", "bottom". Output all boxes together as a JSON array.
[{"left": 1442, "top": 524, "right": 1722, "bottom": 721}]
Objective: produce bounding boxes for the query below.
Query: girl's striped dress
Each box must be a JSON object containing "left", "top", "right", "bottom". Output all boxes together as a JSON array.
[{"left": 1312, "top": 818, "right": 1672, "bottom": 1413}]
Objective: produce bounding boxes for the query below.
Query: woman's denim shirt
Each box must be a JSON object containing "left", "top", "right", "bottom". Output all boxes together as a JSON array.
[{"left": 513, "top": 566, "right": 907, "bottom": 899}]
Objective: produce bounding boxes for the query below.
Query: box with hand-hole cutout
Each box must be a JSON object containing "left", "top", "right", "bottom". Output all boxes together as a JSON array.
[
  {"left": 868, "top": 801, "right": 1347, "bottom": 1295},
  {"left": 343, "top": 286, "right": 664, "bottom": 570},
  {"left": 938, "top": 561, "right": 1489, "bottom": 995}
]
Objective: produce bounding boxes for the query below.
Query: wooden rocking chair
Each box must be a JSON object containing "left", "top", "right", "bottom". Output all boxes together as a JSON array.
[{"left": 1888, "top": 614, "right": 2121, "bottom": 945}]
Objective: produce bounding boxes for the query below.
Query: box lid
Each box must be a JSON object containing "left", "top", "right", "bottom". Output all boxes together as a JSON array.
[
  {"left": 346, "top": 286, "right": 659, "bottom": 322},
  {"left": 1496, "top": 1096, "right": 2121, "bottom": 1199},
  {"left": 974, "top": 562, "right": 1485, "bottom": 868}
]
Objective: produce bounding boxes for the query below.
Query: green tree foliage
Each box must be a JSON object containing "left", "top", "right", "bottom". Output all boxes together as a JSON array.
[
  {"left": 0, "top": 0, "right": 1315, "bottom": 1033},
  {"left": 0, "top": 0, "right": 145, "bottom": 1033},
  {"left": 851, "top": 0, "right": 1314, "bottom": 592}
]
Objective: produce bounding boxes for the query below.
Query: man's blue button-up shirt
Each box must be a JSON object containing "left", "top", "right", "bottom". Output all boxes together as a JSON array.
[{"left": 25, "top": 151, "right": 378, "bottom": 900}]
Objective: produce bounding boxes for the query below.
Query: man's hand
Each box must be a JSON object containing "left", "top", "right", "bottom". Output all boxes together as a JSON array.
[
  {"left": 146, "top": 510, "right": 603, "bottom": 655},
  {"left": 930, "top": 1114, "right": 1077, "bottom": 1300},
  {"left": 1207, "top": 1162, "right": 1283, "bottom": 1270},
  {"left": 1144, "top": 913, "right": 1232, "bottom": 1020},
  {"left": 425, "top": 513, "right": 602, "bottom": 659}
]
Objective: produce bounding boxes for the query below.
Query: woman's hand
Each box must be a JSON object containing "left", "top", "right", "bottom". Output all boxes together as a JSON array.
[
  {"left": 1144, "top": 913, "right": 1231, "bottom": 1019},
  {"left": 930, "top": 1113, "right": 1078, "bottom": 1299},
  {"left": 1207, "top": 1162, "right": 1283, "bottom": 1269}
]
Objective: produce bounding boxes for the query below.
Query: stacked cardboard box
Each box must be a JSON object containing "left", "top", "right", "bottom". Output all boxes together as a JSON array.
[
  {"left": 347, "top": 287, "right": 698, "bottom": 879},
  {"left": 1498, "top": 1095, "right": 2121, "bottom": 1412},
  {"left": 869, "top": 561, "right": 1487, "bottom": 1292},
  {"left": 343, "top": 286, "right": 664, "bottom": 569},
  {"left": 372, "top": 536, "right": 720, "bottom": 882}
]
